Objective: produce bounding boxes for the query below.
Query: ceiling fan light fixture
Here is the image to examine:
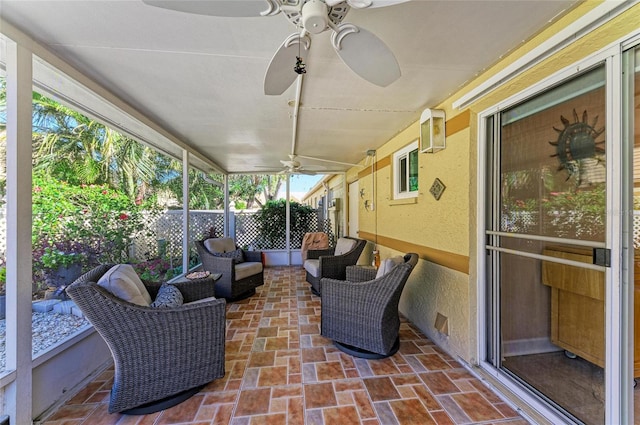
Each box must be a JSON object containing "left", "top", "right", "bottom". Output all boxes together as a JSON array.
[{"left": 302, "top": 0, "right": 329, "bottom": 34}]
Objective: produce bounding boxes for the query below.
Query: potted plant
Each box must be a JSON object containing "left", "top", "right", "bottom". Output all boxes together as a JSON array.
[
  {"left": 34, "top": 242, "right": 87, "bottom": 299},
  {"left": 133, "top": 258, "right": 172, "bottom": 284}
]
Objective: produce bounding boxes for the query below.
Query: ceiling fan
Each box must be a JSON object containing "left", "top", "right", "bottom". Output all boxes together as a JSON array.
[
  {"left": 256, "top": 154, "right": 359, "bottom": 175},
  {"left": 253, "top": 155, "right": 322, "bottom": 174},
  {"left": 278, "top": 155, "right": 323, "bottom": 174},
  {"left": 142, "top": 0, "right": 408, "bottom": 95}
]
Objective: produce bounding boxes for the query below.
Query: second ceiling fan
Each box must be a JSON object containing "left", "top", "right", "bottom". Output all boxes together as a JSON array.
[
  {"left": 255, "top": 154, "right": 360, "bottom": 175},
  {"left": 143, "top": 0, "right": 407, "bottom": 95}
]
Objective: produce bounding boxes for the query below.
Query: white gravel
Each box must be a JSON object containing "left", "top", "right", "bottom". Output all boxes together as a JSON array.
[{"left": 0, "top": 312, "right": 91, "bottom": 370}]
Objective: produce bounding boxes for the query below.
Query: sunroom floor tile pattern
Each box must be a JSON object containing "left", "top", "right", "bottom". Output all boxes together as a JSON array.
[{"left": 40, "top": 266, "right": 527, "bottom": 425}]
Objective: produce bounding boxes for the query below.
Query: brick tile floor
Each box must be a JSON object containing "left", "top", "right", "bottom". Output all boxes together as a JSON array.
[{"left": 40, "top": 266, "right": 528, "bottom": 425}]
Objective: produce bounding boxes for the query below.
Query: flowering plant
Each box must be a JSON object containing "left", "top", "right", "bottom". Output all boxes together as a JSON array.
[
  {"left": 32, "top": 173, "right": 145, "bottom": 267},
  {"left": 133, "top": 258, "right": 179, "bottom": 283},
  {"left": 36, "top": 242, "right": 87, "bottom": 270},
  {"left": 30, "top": 173, "right": 150, "bottom": 293}
]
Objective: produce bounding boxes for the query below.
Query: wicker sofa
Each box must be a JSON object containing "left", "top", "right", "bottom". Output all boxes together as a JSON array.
[
  {"left": 66, "top": 264, "right": 226, "bottom": 414},
  {"left": 320, "top": 253, "right": 419, "bottom": 358},
  {"left": 303, "top": 236, "right": 366, "bottom": 296},
  {"left": 195, "top": 238, "right": 264, "bottom": 300}
]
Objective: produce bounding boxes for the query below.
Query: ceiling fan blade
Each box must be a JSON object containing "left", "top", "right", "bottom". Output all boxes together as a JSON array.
[
  {"left": 280, "top": 159, "right": 301, "bottom": 168},
  {"left": 358, "top": 0, "right": 410, "bottom": 8},
  {"left": 325, "top": 0, "right": 409, "bottom": 8},
  {"left": 296, "top": 154, "right": 359, "bottom": 167},
  {"left": 331, "top": 23, "right": 400, "bottom": 87},
  {"left": 142, "top": 0, "right": 280, "bottom": 17},
  {"left": 264, "top": 33, "right": 311, "bottom": 96}
]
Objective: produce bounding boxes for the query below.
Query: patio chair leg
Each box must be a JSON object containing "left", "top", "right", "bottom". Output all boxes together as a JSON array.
[{"left": 120, "top": 385, "right": 205, "bottom": 415}]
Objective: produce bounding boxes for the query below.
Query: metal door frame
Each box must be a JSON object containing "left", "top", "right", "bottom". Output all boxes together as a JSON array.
[{"left": 475, "top": 43, "right": 629, "bottom": 423}]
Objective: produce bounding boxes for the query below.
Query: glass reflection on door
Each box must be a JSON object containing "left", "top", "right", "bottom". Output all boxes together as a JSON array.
[{"left": 487, "top": 65, "right": 607, "bottom": 424}]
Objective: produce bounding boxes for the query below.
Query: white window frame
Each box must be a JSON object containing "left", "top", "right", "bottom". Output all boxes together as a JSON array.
[{"left": 393, "top": 140, "right": 419, "bottom": 199}]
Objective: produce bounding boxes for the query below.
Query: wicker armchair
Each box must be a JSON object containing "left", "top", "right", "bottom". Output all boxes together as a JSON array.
[
  {"left": 66, "top": 264, "right": 226, "bottom": 414},
  {"left": 320, "top": 253, "right": 419, "bottom": 358},
  {"left": 303, "top": 237, "right": 366, "bottom": 296},
  {"left": 195, "top": 238, "right": 264, "bottom": 300}
]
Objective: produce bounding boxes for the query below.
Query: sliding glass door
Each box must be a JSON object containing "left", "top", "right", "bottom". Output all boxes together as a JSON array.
[
  {"left": 485, "top": 64, "right": 611, "bottom": 424},
  {"left": 483, "top": 39, "right": 640, "bottom": 423}
]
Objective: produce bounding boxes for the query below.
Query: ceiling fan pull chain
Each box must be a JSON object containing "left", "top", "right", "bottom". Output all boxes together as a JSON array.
[
  {"left": 260, "top": 0, "right": 282, "bottom": 16},
  {"left": 294, "top": 25, "right": 307, "bottom": 75},
  {"left": 331, "top": 23, "right": 359, "bottom": 51}
]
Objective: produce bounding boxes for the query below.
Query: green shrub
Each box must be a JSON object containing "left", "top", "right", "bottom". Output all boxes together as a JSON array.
[
  {"left": 32, "top": 173, "right": 146, "bottom": 275},
  {"left": 254, "top": 200, "right": 316, "bottom": 249},
  {"left": 0, "top": 266, "right": 5, "bottom": 295}
]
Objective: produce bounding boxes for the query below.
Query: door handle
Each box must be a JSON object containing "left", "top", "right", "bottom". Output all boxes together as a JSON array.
[{"left": 593, "top": 248, "right": 611, "bottom": 267}]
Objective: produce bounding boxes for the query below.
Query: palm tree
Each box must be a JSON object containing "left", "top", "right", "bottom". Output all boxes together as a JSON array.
[
  {"left": 1, "top": 79, "right": 290, "bottom": 209},
  {"left": 31, "top": 92, "right": 159, "bottom": 200},
  {"left": 229, "top": 174, "right": 286, "bottom": 209}
]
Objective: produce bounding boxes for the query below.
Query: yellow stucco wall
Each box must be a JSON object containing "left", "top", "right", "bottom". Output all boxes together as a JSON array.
[
  {"left": 367, "top": 122, "right": 470, "bottom": 255},
  {"left": 302, "top": 2, "right": 640, "bottom": 365},
  {"left": 352, "top": 110, "right": 473, "bottom": 359},
  {"left": 354, "top": 2, "right": 640, "bottom": 364}
]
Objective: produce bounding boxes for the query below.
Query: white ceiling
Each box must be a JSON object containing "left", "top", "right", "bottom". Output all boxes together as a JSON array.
[{"left": 0, "top": 0, "right": 576, "bottom": 174}]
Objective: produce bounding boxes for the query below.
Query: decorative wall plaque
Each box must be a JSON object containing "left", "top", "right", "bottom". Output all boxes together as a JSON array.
[
  {"left": 430, "top": 178, "right": 446, "bottom": 201},
  {"left": 549, "top": 108, "right": 605, "bottom": 184}
]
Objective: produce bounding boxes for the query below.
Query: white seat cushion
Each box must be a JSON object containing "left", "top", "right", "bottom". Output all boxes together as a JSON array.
[
  {"left": 235, "top": 261, "right": 263, "bottom": 281},
  {"left": 303, "top": 259, "right": 320, "bottom": 277},
  {"left": 334, "top": 238, "right": 357, "bottom": 256},
  {"left": 204, "top": 237, "right": 237, "bottom": 254},
  {"left": 375, "top": 256, "right": 405, "bottom": 279},
  {"left": 97, "top": 264, "right": 152, "bottom": 306}
]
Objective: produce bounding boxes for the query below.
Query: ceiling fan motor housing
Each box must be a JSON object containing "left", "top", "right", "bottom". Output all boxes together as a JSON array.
[{"left": 302, "top": 0, "right": 330, "bottom": 34}]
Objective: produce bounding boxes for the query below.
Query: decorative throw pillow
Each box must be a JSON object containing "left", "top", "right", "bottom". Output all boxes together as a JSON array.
[
  {"left": 151, "top": 283, "right": 184, "bottom": 308},
  {"left": 213, "top": 248, "right": 245, "bottom": 264}
]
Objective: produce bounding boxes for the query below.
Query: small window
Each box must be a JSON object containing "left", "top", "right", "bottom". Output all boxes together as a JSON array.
[{"left": 393, "top": 140, "right": 419, "bottom": 199}]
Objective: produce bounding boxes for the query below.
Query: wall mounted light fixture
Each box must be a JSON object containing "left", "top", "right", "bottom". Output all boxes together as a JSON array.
[{"left": 420, "top": 108, "right": 446, "bottom": 153}]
